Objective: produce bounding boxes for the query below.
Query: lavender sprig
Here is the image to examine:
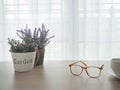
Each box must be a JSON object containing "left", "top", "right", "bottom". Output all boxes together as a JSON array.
[{"left": 16, "top": 24, "right": 55, "bottom": 49}]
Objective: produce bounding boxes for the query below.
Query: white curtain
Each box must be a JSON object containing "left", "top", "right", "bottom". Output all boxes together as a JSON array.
[
  {"left": 79, "top": 0, "right": 120, "bottom": 60},
  {"left": 0, "top": 0, "right": 120, "bottom": 61}
]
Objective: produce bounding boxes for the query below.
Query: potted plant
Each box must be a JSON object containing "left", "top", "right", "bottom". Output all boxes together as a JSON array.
[
  {"left": 8, "top": 39, "right": 36, "bottom": 72},
  {"left": 16, "top": 24, "right": 55, "bottom": 66}
]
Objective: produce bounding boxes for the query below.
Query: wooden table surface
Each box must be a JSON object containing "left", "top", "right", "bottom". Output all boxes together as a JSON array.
[{"left": 0, "top": 60, "right": 120, "bottom": 90}]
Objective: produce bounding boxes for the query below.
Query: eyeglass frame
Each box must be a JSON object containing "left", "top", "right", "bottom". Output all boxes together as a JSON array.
[{"left": 69, "top": 61, "right": 104, "bottom": 78}]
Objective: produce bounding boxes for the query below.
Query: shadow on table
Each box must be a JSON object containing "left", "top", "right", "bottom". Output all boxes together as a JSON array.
[{"left": 109, "top": 76, "right": 120, "bottom": 90}]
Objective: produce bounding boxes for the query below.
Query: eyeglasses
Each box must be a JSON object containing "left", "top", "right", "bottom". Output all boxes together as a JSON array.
[{"left": 69, "top": 61, "right": 104, "bottom": 78}]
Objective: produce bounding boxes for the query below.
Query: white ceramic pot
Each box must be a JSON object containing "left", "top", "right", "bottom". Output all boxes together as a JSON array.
[{"left": 11, "top": 51, "right": 36, "bottom": 72}]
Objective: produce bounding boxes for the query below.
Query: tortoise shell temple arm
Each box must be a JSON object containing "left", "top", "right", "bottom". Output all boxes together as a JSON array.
[
  {"left": 69, "top": 61, "right": 87, "bottom": 67},
  {"left": 100, "top": 64, "right": 104, "bottom": 69},
  {"left": 69, "top": 64, "right": 72, "bottom": 67},
  {"left": 79, "top": 61, "right": 87, "bottom": 67}
]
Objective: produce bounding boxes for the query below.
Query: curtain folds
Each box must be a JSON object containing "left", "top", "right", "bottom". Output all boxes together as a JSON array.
[
  {"left": 79, "top": 0, "right": 120, "bottom": 60},
  {"left": 0, "top": 0, "right": 120, "bottom": 61}
]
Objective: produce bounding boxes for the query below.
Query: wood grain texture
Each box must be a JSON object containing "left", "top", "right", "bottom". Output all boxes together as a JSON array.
[{"left": 0, "top": 61, "right": 120, "bottom": 90}]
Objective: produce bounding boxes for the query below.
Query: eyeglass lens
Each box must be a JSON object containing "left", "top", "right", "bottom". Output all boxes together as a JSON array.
[
  {"left": 86, "top": 67, "right": 100, "bottom": 77},
  {"left": 70, "top": 65, "right": 82, "bottom": 75}
]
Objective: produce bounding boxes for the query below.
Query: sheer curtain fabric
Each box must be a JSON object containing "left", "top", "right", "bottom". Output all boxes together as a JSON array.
[{"left": 0, "top": 0, "right": 119, "bottom": 61}]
